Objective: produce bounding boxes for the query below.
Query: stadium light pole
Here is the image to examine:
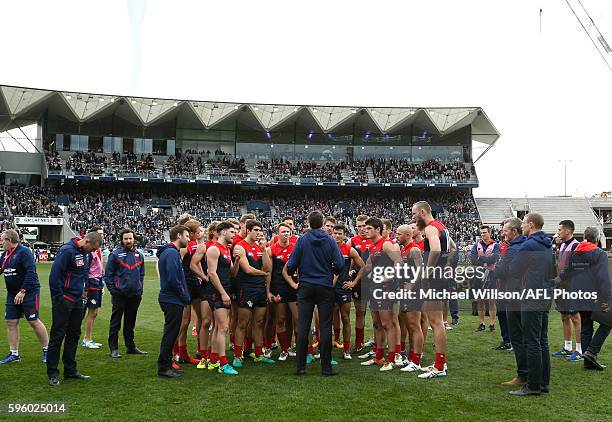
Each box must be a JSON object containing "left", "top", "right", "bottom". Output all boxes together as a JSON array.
[{"left": 558, "top": 159, "right": 572, "bottom": 197}]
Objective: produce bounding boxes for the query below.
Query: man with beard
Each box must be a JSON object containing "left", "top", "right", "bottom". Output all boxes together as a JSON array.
[{"left": 105, "top": 228, "right": 147, "bottom": 358}]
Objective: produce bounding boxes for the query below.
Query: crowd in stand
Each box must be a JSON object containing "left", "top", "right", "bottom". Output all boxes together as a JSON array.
[
  {"left": 164, "top": 155, "right": 247, "bottom": 178},
  {"left": 47, "top": 151, "right": 157, "bottom": 176},
  {"left": 365, "top": 158, "right": 473, "bottom": 183},
  {"left": 0, "top": 186, "right": 63, "bottom": 217},
  {"left": 67, "top": 192, "right": 173, "bottom": 250},
  {"left": 1, "top": 183, "right": 481, "bottom": 252},
  {"left": 44, "top": 151, "right": 475, "bottom": 184},
  {"left": 256, "top": 159, "right": 348, "bottom": 182}
]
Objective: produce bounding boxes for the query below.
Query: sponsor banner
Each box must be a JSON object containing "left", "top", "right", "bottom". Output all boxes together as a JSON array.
[{"left": 14, "top": 216, "right": 64, "bottom": 226}]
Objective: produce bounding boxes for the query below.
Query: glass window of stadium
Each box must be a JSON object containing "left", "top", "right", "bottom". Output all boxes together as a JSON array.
[
  {"left": 177, "top": 140, "right": 233, "bottom": 156},
  {"left": 89, "top": 136, "right": 103, "bottom": 153},
  {"left": 133, "top": 138, "right": 153, "bottom": 155},
  {"left": 353, "top": 145, "right": 412, "bottom": 160},
  {"left": 411, "top": 145, "right": 463, "bottom": 162},
  {"left": 294, "top": 144, "right": 350, "bottom": 161},
  {"left": 69, "top": 135, "right": 89, "bottom": 152}
]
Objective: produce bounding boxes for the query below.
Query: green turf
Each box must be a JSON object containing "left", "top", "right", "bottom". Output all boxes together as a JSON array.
[{"left": 0, "top": 262, "right": 611, "bottom": 421}]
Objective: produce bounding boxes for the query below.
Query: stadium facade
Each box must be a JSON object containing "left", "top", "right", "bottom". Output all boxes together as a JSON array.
[{"left": 0, "top": 84, "right": 499, "bottom": 188}]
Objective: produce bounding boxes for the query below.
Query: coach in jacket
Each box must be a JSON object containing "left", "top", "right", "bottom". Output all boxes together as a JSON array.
[
  {"left": 287, "top": 211, "right": 344, "bottom": 376},
  {"left": 47, "top": 232, "right": 102, "bottom": 387},
  {"left": 491, "top": 217, "right": 527, "bottom": 387},
  {"left": 156, "top": 225, "right": 191, "bottom": 378},
  {"left": 105, "top": 228, "right": 147, "bottom": 358},
  {"left": 507, "top": 213, "right": 553, "bottom": 396},
  {"left": 560, "top": 227, "right": 611, "bottom": 370}
]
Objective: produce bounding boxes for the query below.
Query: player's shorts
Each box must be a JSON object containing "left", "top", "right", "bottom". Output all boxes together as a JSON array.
[
  {"left": 399, "top": 287, "right": 422, "bottom": 312},
  {"left": 334, "top": 286, "right": 352, "bottom": 305},
  {"left": 420, "top": 276, "right": 450, "bottom": 298},
  {"left": 207, "top": 289, "right": 231, "bottom": 310},
  {"left": 237, "top": 286, "right": 267, "bottom": 309},
  {"left": 229, "top": 278, "right": 239, "bottom": 301},
  {"left": 270, "top": 281, "right": 297, "bottom": 303},
  {"left": 86, "top": 290, "right": 103, "bottom": 309},
  {"left": 189, "top": 283, "right": 206, "bottom": 302},
  {"left": 555, "top": 297, "right": 577, "bottom": 315},
  {"left": 472, "top": 276, "right": 494, "bottom": 291},
  {"left": 5, "top": 291, "right": 40, "bottom": 321}
]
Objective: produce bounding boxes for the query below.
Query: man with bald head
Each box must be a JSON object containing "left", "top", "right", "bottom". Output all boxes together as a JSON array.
[{"left": 395, "top": 224, "right": 425, "bottom": 372}]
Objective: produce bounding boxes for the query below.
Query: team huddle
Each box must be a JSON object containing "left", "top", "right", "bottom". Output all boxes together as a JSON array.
[{"left": 154, "top": 200, "right": 454, "bottom": 378}]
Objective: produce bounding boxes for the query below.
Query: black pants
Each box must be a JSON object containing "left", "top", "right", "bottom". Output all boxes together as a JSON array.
[
  {"left": 497, "top": 303, "right": 511, "bottom": 344},
  {"left": 157, "top": 302, "right": 184, "bottom": 373},
  {"left": 580, "top": 311, "right": 611, "bottom": 355},
  {"left": 507, "top": 310, "right": 527, "bottom": 380},
  {"left": 297, "top": 282, "right": 334, "bottom": 374},
  {"left": 47, "top": 298, "right": 84, "bottom": 378},
  {"left": 448, "top": 280, "right": 459, "bottom": 321},
  {"left": 522, "top": 310, "right": 550, "bottom": 390},
  {"left": 108, "top": 292, "right": 142, "bottom": 351}
]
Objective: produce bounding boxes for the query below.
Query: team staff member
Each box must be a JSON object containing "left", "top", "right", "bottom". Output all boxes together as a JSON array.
[
  {"left": 47, "top": 231, "right": 102, "bottom": 387},
  {"left": 156, "top": 225, "right": 191, "bottom": 379},
  {"left": 492, "top": 218, "right": 527, "bottom": 387},
  {"left": 81, "top": 226, "right": 104, "bottom": 350},
  {"left": 288, "top": 211, "right": 344, "bottom": 376},
  {"left": 176, "top": 219, "right": 205, "bottom": 365},
  {"left": 552, "top": 220, "right": 582, "bottom": 361},
  {"left": 508, "top": 213, "right": 553, "bottom": 396},
  {"left": 105, "top": 229, "right": 147, "bottom": 358},
  {"left": 560, "top": 227, "right": 611, "bottom": 371},
  {"left": 470, "top": 226, "right": 500, "bottom": 332},
  {"left": 0, "top": 229, "right": 49, "bottom": 365}
]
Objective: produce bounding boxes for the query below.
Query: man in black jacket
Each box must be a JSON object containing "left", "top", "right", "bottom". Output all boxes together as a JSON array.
[
  {"left": 105, "top": 229, "right": 147, "bottom": 358},
  {"left": 560, "top": 227, "right": 611, "bottom": 370}
]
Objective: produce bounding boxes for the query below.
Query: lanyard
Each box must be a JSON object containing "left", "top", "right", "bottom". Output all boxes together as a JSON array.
[{"left": 1, "top": 245, "right": 18, "bottom": 270}]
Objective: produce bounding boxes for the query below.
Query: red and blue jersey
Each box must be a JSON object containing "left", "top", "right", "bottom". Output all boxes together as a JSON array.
[
  {"left": 235, "top": 240, "right": 265, "bottom": 289},
  {"left": 104, "top": 245, "right": 145, "bottom": 297},
  {"left": 1, "top": 244, "right": 40, "bottom": 295},
  {"left": 49, "top": 238, "right": 92, "bottom": 303}
]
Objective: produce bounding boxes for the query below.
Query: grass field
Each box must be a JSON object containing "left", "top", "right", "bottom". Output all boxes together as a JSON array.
[{"left": 0, "top": 261, "right": 611, "bottom": 421}]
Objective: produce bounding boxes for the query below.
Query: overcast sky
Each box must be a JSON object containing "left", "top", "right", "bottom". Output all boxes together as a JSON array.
[{"left": 1, "top": 0, "right": 611, "bottom": 197}]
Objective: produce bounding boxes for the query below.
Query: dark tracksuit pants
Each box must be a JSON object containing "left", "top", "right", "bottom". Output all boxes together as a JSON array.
[
  {"left": 157, "top": 302, "right": 184, "bottom": 373},
  {"left": 108, "top": 292, "right": 142, "bottom": 351},
  {"left": 580, "top": 311, "right": 611, "bottom": 355},
  {"left": 297, "top": 282, "right": 335, "bottom": 374},
  {"left": 47, "top": 298, "right": 84, "bottom": 378}
]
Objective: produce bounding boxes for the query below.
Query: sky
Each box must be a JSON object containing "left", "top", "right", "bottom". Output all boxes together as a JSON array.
[{"left": 1, "top": 0, "right": 611, "bottom": 198}]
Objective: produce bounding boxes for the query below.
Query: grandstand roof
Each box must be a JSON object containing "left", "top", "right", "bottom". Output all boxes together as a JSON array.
[{"left": 0, "top": 85, "right": 500, "bottom": 144}]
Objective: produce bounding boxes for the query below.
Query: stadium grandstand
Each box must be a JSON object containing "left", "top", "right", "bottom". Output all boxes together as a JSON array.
[
  {"left": 0, "top": 84, "right": 500, "bottom": 253},
  {"left": 475, "top": 197, "right": 608, "bottom": 247}
]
